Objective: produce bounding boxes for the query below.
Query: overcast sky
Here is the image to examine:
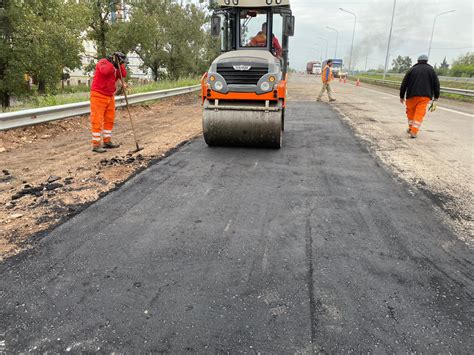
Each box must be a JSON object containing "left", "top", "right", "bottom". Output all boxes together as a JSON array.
[{"left": 290, "top": 0, "right": 473, "bottom": 70}]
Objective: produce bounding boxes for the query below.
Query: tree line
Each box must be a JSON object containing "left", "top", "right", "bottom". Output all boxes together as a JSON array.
[
  {"left": 0, "top": 0, "right": 219, "bottom": 108},
  {"left": 390, "top": 53, "right": 474, "bottom": 77}
]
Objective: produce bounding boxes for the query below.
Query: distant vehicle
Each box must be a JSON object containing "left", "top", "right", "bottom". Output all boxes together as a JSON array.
[
  {"left": 306, "top": 61, "right": 319, "bottom": 74},
  {"left": 323, "top": 59, "right": 346, "bottom": 78},
  {"left": 312, "top": 62, "right": 322, "bottom": 75}
]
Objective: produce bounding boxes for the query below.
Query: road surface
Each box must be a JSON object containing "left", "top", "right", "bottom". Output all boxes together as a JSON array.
[
  {"left": 1, "top": 77, "right": 473, "bottom": 353},
  {"left": 307, "top": 75, "right": 473, "bottom": 242}
]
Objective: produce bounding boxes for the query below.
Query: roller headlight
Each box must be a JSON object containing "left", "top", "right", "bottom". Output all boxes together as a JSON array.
[
  {"left": 260, "top": 82, "right": 271, "bottom": 92},
  {"left": 214, "top": 81, "right": 224, "bottom": 91}
]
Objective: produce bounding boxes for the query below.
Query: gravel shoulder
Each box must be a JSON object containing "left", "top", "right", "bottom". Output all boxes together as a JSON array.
[
  {"left": 291, "top": 74, "right": 473, "bottom": 245},
  {"left": 0, "top": 93, "right": 202, "bottom": 260}
]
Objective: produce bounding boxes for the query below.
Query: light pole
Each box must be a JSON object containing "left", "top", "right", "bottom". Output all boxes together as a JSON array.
[
  {"left": 339, "top": 8, "right": 356, "bottom": 73},
  {"left": 312, "top": 46, "right": 322, "bottom": 62},
  {"left": 383, "top": 0, "right": 396, "bottom": 80},
  {"left": 428, "top": 10, "right": 455, "bottom": 60},
  {"left": 326, "top": 26, "right": 339, "bottom": 58},
  {"left": 317, "top": 37, "right": 328, "bottom": 60}
]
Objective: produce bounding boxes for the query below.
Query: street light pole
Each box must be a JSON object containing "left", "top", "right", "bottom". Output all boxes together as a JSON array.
[
  {"left": 428, "top": 10, "right": 455, "bottom": 60},
  {"left": 339, "top": 8, "right": 356, "bottom": 73},
  {"left": 383, "top": 0, "right": 396, "bottom": 80},
  {"left": 326, "top": 26, "right": 339, "bottom": 58},
  {"left": 312, "top": 46, "right": 322, "bottom": 62},
  {"left": 317, "top": 37, "right": 328, "bottom": 60}
]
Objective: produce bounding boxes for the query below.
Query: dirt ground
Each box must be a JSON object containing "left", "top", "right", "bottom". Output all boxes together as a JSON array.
[
  {"left": 289, "top": 74, "right": 473, "bottom": 245},
  {"left": 0, "top": 93, "right": 202, "bottom": 260}
]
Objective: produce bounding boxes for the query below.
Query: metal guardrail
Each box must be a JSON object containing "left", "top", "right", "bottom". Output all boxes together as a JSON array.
[
  {"left": 0, "top": 85, "right": 200, "bottom": 131},
  {"left": 363, "top": 72, "right": 474, "bottom": 83},
  {"left": 351, "top": 77, "right": 474, "bottom": 97}
]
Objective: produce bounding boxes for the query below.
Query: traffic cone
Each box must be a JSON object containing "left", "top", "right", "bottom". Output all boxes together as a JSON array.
[
  {"left": 356, "top": 78, "right": 360, "bottom": 87},
  {"left": 339, "top": 77, "right": 342, "bottom": 83},
  {"left": 344, "top": 77, "right": 347, "bottom": 84}
]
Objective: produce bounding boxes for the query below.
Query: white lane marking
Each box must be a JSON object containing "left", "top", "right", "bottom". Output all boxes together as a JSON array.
[
  {"left": 262, "top": 245, "right": 268, "bottom": 272},
  {"left": 351, "top": 84, "right": 474, "bottom": 118},
  {"left": 224, "top": 220, "right": 232, "bottom": 232},
  {"left": 437, "top": 106, "right": 474, "bottom": 117}
]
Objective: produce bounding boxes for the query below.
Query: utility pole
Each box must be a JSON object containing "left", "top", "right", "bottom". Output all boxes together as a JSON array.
[
  {"left": 339, "top": 8, "right": 356, "bottom": 73},
  {"left": 326, "top": 26, "right": 339, "bottom": 58},
  {"left": 383, "top": 0, "right": 396, "bottom": 80},
  {"left": 317, "top": 37, "right": 328, "bottom": 60}
]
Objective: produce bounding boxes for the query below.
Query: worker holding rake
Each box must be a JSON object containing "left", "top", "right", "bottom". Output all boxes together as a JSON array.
[{"left": 89, "top": 52, "right": 128, "bottom": 153}]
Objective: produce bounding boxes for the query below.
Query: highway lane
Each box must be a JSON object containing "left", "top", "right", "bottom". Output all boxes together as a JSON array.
[
  {"left": 310, "top": 75, "right": 473, "bottom": 242},
  {"left": 1, "top": 89, "right": 473, "bottom": 352}
]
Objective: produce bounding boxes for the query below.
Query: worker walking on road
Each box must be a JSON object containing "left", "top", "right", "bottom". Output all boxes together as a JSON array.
[
  {"left": 317, "top": 59, "right": 336, "bottom": 102},
  {"left": 400, "top": 54, "right": 440, "bottom": 138},
  {"left": 90, "top": 52, "right": 128, "bottom": 153}
]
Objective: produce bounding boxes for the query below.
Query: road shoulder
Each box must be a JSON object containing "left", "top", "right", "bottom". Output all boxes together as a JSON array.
[{"left": 0, "top": 94, "right": 202, "bottom": 260}]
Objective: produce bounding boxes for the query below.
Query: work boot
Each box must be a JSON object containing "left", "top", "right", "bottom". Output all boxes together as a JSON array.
[
  {"left": 316, "top": 98, "right": 322, "bottom": 102},
  {"left": 329, "top": 98, "right": 336, "bottom": 102},
  {"left": 103, "top": 141, "right": 120, "bottom": 149},
  {"left": 407, "top": 128, "right": 411, "bottom": 134},
  {"left": 410, "top": 132, "right": 417, "bottom": 139},
  {"left": 92, "top": 146, "right": 107, "bottom": 153}
]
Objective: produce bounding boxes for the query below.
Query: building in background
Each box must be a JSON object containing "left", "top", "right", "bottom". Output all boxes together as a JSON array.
[{"left": 67, "top": 0, "right": 152, "bottom": 86}]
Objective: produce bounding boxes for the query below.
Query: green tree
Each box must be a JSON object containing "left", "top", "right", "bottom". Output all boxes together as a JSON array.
[
  {"left": 435, "top": 56, "right": 449, "bottom": 76},
  {"left": 0, "top": 0, "right": 87, "bottom": 107},
  {"left": 450, "top": 52, "right": 474, "bottom": 77},
  {"left": 87, "top": 0, "right": 116, "bottom": 60},
  {"left": 0, "top": 0, "right": 24, "bottom": 108},
  {"left": 18, "top": 0, "right": 88, "bottom": 93},
  {"left": 391, "top": 55, "right": 412, "bottom": 73},
  {"left": 440, "top": 57, "right": 449, "bottom": 69},
  {"left": 125, "top": 1, "right": 215, "bottom": 81}
]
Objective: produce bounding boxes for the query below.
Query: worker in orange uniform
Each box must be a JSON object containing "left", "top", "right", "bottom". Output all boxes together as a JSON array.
[
  {"left": 400, "top": 54, "right": 440, "bottom": 138},
  {"left": 89, "top": 52, "right": 128, "bottom": 153},
  {"left": 249, "top": 23, "right": 282, "bottom": 57},
  {"left": 317, "top": 59, "right": 336, "bottom": 102}
]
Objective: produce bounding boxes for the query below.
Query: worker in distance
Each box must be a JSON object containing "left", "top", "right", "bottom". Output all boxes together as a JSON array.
[{"left": 317, "top": 59, "right": 336, "bottom": 102}]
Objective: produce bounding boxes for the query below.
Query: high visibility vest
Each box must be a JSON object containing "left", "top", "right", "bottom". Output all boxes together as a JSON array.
[{"left": 322, "top": 65, "right": 333, "bottom": 83}]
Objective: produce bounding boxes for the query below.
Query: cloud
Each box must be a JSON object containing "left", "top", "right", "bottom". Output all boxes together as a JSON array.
[{"left": 290, "top": 0, "right": 473, "bottom": 71}]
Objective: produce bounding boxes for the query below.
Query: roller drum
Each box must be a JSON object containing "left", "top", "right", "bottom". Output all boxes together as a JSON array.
[{"left": 203, "top": 109, "right": 282, "bottom": 148}]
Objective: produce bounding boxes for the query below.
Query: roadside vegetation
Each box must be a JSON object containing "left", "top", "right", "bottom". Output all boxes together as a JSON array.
[
  {"left": 379, "top": 53, "right": 474, "bottom": 78},
  {"left": 0, "top": 1, "right": 219, "bottom": 110},
  {"left": 355, "top": 73, "right": 474, "bottom": 90},
  {"left": 350, "top": 75, "right": 474, "bottom": 103},
  {"left": 350, "top": 53, "right": 474, "bottom": 103},
  {"left": 6, "top": 77, "right": 200, "bottom": 112}
]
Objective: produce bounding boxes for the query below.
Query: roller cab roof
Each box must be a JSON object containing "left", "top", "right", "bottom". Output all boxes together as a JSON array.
[{"left": 215, "top": 0, "right": 290, "bottom": 7}]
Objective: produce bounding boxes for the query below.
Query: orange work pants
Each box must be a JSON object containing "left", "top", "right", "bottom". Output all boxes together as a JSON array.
[
  {"left": 90, "top": 91, "right": 115, "bottom": 146},
  {"left": 405, "top": 96, "right": 430, "bottom": 135}
]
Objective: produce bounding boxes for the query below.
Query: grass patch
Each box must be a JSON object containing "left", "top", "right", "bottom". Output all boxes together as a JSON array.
[
  {"left": 355, "top": 73, "right": 474, "bottom": 90},
  {"left": 350, "top": 75, "right": 474, "bottom": 103}
]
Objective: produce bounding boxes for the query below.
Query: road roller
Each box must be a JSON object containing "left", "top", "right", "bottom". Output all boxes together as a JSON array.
[{"left": 201, "top": 0, "right": 295, "bottom": 148}]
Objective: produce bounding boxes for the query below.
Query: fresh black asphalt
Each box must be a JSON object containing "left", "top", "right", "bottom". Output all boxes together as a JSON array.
[{"left": 1, "top": 102, "right": 473, "bottom": 353}]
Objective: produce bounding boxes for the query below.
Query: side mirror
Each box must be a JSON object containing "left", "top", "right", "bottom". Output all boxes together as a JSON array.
[
  {"left": 211, "top": 15, "right": 221, "bottom": 37},
  {"left": 283, "top": 15, "right": 295, "bottom": 37}
]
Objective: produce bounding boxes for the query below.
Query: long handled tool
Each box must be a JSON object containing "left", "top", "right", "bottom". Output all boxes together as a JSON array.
[{"left": 117, "top": 65, "right": 143, "bottom": 153}]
